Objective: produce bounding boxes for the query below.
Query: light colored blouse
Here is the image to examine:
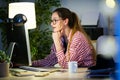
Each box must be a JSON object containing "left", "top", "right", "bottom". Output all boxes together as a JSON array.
[{"left": 32, "top": 31, "right": 96, "bottom": 68}]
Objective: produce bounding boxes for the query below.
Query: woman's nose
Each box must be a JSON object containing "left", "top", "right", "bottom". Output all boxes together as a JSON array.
[{"left": 50, "top": 22, "right": 52, "bottom": 25}]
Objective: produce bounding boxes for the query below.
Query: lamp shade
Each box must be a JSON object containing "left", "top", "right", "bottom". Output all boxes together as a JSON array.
[{"left": 9, "top": 2, "right": 36, "bottom": 29}]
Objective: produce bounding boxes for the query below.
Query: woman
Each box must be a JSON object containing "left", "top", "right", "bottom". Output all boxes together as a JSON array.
[{"left": 32, "top": 7, "right": 96, "bottom": 68}]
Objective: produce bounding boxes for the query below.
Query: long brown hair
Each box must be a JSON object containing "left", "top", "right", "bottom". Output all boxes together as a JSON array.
[{"left": 53, "top": 7, "right": 96, "bottom": 61}]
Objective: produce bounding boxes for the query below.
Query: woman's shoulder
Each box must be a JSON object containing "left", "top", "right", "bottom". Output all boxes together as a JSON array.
[
  {"left": 72, "top": 31, "right": 88, "bottom": 43},
  {"left": 73, "top": 31, "right": 85, "bottom": 39}
]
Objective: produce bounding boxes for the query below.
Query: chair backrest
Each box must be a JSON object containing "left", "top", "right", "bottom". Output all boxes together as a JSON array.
[
  {"left": 96, "top": 35, "right": 117, "bottom": 58},
  {"left": 89, "top": 35, "right": 116, "bottom": 70}
]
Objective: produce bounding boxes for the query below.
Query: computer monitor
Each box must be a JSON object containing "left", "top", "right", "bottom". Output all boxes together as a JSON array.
[{"left": 6, "top": 21, "right": 32, "bottom": 67}]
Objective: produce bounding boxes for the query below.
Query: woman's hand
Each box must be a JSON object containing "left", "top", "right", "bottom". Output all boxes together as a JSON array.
[
  {"left": 52, "top": 31, "right": 63, "bottom": 52},
  {"left": 52, "top": 22, "right": 63, "bottom": 32},
  {"left": 52, "top": 22, "right": 63, "bottom": 41},
  {"left": 52, "top": 24, "right": 63, "bottom": 52}
]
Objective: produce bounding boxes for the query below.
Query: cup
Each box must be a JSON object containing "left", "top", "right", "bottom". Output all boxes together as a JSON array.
[{"left": 68, "top": 61, "right": 78, "bottom": 73}]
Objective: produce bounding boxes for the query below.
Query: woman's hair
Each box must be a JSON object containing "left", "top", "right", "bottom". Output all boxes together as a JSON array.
[
  {"left": 53, "top": 7, "right": 96, "bottom": 61},
  {"left": 53, "top": 7, "right": 87, "bottom": 35}
]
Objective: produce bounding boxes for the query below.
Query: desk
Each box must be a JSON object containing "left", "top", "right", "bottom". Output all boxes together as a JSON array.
[{"left": 0, "top": 68, "right": 111, "bottom": 80}]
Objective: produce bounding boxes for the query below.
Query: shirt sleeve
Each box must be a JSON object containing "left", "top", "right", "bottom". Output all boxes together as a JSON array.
[
  {"left": 32, "top": 44, "right": 58, "bottom": 67},
  {"left": 56, "top": 31, "right": 95, "bottom": 68}
]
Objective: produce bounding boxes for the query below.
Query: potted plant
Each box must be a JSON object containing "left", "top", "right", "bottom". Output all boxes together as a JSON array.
[
  {"left": 0, "top": 50, "right": 10, "bottom": 77},
  {"left": 29, "top": 0, "right": 61, "bottom": 60}
]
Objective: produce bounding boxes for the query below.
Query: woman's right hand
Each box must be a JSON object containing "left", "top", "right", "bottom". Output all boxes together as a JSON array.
[
  {"left": 52, "top": 23, "right": 64, "bottom": 52},
  {"left": 52, "top": 31, "right": 63, "bottom": 52},
  {"left": 52, "top": 22, "right": 64, "bottom": 40}
]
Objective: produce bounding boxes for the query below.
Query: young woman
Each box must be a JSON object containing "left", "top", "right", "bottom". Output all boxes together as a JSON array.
[{"left": 32, "top": 7, "right": 96, "bottom": 69}]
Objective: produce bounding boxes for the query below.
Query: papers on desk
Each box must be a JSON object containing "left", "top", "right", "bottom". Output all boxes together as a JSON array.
[
  {"left": 10, "top": 68, "right": 50, "bottom": 77},
  {"left": 10, "top": 68, "right": 34, "bottom": 76},
  {"left": 10, "top": 68, "right": 65, "bottom": 77}
]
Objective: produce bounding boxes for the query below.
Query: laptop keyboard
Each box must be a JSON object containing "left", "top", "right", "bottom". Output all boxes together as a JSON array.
[{"left": 19, "top": 66, "right": 51, "bottom": 72}]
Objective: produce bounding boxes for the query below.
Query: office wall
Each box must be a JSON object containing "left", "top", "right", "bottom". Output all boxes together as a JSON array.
[
  {"left": 60, "top": 0, "right": 117, "bottom": 35},
  {"left": 61, "top": 0, "right": 108, "bottom": 34},
  {"left": 61, "top": 0, "right": 99, "bottom": 18}
]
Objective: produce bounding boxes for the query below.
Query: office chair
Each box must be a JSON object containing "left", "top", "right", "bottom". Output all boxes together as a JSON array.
[{"left": 87, "top": 35, "right": 116, "bottom": 78}]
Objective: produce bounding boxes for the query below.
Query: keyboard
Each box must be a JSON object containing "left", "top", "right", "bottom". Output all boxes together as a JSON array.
[{"left": 19, "top": 66, "right": 52, "bottom": 72}]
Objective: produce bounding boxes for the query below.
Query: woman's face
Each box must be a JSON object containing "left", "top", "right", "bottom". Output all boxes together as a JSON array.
[{"left": 51, "top": 12, "right": 65, "bottom": 32}]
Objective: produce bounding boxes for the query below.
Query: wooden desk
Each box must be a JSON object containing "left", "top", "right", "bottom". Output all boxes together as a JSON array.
[{"left": 0, "top": 68, "right": 111, "bottom": 80}]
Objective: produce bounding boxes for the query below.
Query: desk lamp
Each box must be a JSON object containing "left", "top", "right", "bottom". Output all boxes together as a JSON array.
[{"left": 9, "top": 2, "right": 36, "bottom": 29}]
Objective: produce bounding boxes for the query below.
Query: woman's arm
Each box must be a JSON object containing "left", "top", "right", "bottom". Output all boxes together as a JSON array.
[
  {"left": 32, "top": 44, "right": 58, "bottom": 67},
  {"left": 56, "top": 31, "right": 95, "bottom": 68}
]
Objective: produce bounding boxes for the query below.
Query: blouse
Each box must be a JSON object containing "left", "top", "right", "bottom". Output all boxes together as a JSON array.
[{"left": 32, "top": 31, "right": 96, "bottom": 68}]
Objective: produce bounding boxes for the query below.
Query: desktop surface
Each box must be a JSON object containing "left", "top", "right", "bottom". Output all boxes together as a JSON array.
[{"left": 0, "top": 67, "right": 112, "bottom": 80}]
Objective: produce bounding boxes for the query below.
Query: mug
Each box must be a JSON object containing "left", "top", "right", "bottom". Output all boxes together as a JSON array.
[{"left": 68, "top": 61, "right": 78, "bottom": 73}]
